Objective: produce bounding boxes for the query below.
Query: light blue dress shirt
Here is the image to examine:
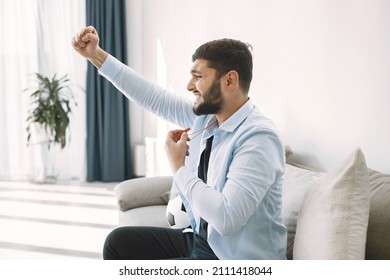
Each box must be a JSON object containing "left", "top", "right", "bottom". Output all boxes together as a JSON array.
[{"left": 99, "top": 55, "right": 287, "bottom": 259}]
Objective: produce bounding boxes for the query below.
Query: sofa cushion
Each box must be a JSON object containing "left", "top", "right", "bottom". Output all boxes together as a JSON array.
[
  {"left": 293, "top": 148, "right": 370, "bottom": 259},
  {"left": 365, "top": 169, "right": 390, "bottom": 259},
  {"left": 118, "top": 205, "right": 169, "bottom": 228}
]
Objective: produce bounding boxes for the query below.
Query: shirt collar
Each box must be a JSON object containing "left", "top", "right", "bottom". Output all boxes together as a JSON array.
[
  {"left": 202, "top": 98, "right": 254, "bottom": 137},
  {"left": 217, "top": 98, "right": 254, "bottom": 133}
]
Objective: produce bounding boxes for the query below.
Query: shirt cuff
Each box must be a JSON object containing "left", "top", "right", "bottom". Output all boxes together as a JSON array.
[
  {"left": 173, "top": 166, "right": 202, "bottom": 194},
  {"left": 173, "top": 166, "right": 191, "bottom": 193},
  {"left": 98, "top": 54, "right": 122, "bottom": 81}
]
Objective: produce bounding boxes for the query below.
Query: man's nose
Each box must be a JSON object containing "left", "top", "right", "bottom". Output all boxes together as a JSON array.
[{"left": 187, "top": 77, "right": 195, "bottom": 92}]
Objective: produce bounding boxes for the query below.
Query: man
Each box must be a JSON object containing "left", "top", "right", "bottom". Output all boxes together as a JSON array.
[{"left": 72, "top": 26, "right": 287, "bottom": 260}]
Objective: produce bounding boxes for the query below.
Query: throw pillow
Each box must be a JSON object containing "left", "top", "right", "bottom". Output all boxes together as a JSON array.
[
  {"left": 282, "top": 164, "right": 323, "bottom": 259},
  {"left": 293, "top": 148, "right": 370, "bottom": 259},
  {"left": 160, "top": 191, "right": 171, "bottom": 204}
]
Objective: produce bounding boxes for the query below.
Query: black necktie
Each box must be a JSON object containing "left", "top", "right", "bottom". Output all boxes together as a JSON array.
[{"left": 197, "top": 135, "right": 214, "bottom": 241}]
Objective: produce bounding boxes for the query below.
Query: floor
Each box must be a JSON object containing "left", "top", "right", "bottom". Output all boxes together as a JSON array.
[{"left": 0, "top": 180, "right": 118, "bottom": 260}]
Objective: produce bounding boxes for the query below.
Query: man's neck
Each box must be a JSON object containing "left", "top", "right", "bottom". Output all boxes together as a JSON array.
[{"left": 215, "top": 96, "right": 249, "bottom": 124}]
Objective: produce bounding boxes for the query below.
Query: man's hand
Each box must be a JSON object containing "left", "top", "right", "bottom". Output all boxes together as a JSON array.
[
  {"left": 165, "top": 130, "right": 190, "bottom": 174},
  {"left": 71, "top": 26, "right": 108, "bottom": 68}
]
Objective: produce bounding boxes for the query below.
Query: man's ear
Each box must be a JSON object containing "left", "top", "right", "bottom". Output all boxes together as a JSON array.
[{"left": 224, "top": 70, "right": 239, "bottom": 90}]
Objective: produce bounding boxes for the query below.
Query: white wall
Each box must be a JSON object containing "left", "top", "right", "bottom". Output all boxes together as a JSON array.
[{"left": 126, "top": 0, "right": 390, "bottom": 174}]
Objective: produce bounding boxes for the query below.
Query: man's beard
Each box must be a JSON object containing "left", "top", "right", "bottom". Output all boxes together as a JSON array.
[{"left": 192, "top": 77, "right": 224, "bottom": 116}]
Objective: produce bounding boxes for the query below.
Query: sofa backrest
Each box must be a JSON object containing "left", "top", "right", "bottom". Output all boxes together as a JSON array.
[{"left": 365, "top": 169, "right": 390, "bottom": 259}]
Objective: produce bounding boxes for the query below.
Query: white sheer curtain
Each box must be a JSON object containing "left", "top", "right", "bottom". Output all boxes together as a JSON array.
[{"left": 0, "top": 0, "right": 86, "bottom": 181}]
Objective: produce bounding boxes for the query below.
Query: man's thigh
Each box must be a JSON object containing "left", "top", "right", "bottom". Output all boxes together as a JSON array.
[{"left": 103, "top": 226, "right": 194, "bottom": 260}]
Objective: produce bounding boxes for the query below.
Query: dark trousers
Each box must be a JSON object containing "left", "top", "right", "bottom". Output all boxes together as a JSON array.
[{"left": 103, "top": 226, "right": 218, "bottom": 260}]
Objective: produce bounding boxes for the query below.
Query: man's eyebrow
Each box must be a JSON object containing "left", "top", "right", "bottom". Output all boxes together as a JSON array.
[{"left": 190, "top": 69, "right": 201, "bottom": 74}]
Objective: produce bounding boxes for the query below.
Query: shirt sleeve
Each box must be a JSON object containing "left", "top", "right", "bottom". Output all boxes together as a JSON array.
[
  {"left": 174, "top": 128, "right": 285, "bottom": 236},
  {"left": 98, "top": 55, "right": 196, "bottom": 128}
]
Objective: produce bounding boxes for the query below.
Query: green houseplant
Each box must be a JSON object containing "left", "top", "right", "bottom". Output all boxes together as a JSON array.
[
  {"left": 25, "top": 73, "right": 77, "bottom": 182},
  {"left": 26, "top": 73, "right": 76, "bottom": 149}
]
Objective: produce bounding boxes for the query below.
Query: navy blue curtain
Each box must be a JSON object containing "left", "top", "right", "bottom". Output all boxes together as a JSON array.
[{"left": 86, "top": 0, "right": 132, "bottom": 182}]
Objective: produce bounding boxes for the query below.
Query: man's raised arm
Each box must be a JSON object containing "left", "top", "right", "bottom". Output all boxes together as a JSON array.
[{"left": 71, "top": 26, "right": 108, "bottom": 68}]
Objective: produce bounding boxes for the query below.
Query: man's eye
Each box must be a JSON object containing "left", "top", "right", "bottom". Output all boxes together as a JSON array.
[{"left": 195, "top": 75, "right": 202, "bottom": 80}]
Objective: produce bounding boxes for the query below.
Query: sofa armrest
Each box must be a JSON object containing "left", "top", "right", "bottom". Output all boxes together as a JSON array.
[{"left": 114, "top": 176, "right": 173, "bottom": 211}]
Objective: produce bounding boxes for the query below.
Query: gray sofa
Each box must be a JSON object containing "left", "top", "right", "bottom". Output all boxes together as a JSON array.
[{"left": 113, "top": 146, "right": 390, "bottom": 260}]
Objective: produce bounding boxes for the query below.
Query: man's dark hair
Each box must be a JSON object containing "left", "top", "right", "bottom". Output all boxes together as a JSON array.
[{"left": 192, "top": 38, "right": 253, "bottom": 93}]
